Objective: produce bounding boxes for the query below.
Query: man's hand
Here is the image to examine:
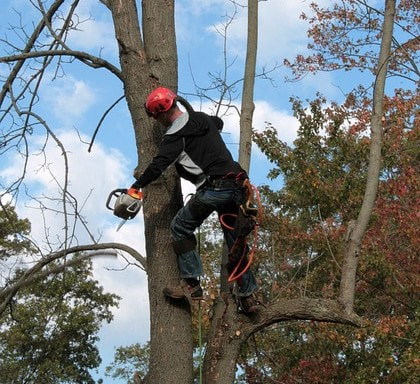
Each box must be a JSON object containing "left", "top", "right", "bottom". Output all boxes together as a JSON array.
[{"left": 133, "top": 166, "right": 142, "bottom": 180}]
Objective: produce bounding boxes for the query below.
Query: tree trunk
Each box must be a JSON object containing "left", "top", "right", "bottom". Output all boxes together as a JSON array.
[
  {"left": 238, "top": 0, "right": 258, "bottom": 173},
  {"left": 110, "top": 1, "right": 193, "bottom": 383},
  {"left": 339, "top": 0, "right": 396, "bottom": 313},
  {"left": 141, "top": 3, "right": 194, "bottom": 383},
  {"left": 202, "top": 295, "right": 240, "bottom": 384}
]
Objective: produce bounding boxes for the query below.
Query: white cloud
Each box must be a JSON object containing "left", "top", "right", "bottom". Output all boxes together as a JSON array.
[
  {"left": 193, "top": 99, "right": 298, "bottom": 146},
  {"left": 1, "top": 122, "right": 150, "bottom": 366},
  {"left": 207, "top": 0, "right": 322, "bottom": 64},
  {"left": 41, "top": 75, "right": 97, "bottom": 122},
  {"left": 63, "top": 0, "right": 118, "bottom": 56},
  {"left": 91, "top": 252, "right": 149, "bottom": 336},
  {"left": 257, "top": 0, "right": 314, "bottom": 62},
  {"left": 67, "top": 17, "right": 118, "bottom": 56},
  {"left": 177, "top": 0, "right": 338, "bottom": 102},
  {"left": 1, "top": 129, "right": 132, "bottom": 246},
  {"left": 1, "top": 126, "right": 150, "bottom": 354},
  {"left": 253, "top": 100, "right": 299, "bottom": 144}
]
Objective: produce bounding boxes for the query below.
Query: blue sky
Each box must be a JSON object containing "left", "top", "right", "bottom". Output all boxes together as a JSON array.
[{"left": 0, "top": 0, "right": 368, "bottom": 382}]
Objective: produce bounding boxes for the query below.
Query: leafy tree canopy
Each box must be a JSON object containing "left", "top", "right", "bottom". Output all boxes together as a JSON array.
[
  {"left": 0, "top": 204, "right": 33, "bottom": 261},
  {"left": 240, "top": 89, "right": 419, "bottom": 383}
]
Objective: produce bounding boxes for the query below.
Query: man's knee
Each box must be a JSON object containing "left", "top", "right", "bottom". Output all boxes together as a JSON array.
[{"left": 187, "top": 195, "right": 214, "bottom": 221}]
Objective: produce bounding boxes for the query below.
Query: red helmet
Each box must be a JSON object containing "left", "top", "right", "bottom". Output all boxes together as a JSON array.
[{"left": 144, "top": 87, "right": 177, "bottom": 117}]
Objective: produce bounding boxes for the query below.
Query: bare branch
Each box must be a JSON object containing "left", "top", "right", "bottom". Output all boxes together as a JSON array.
[
  {"left": 243, "top": 298, "right": 363, "bottom": 337},
  {"left": 0, "top": 0, "right": 66, "bottom": 107},
  {"left": 0, "top": 50, "right": 122, "bottom": 80},
  {"left": 88, "top": 95, "right": 125, "bottom": 152},
  {"left": 0, "top": 242, "right": 147, "bottom": 314}
]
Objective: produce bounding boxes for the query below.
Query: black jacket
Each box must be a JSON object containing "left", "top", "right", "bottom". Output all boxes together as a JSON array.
[{"left": 135, "top": 111, "right": 244, "bottom": 188}]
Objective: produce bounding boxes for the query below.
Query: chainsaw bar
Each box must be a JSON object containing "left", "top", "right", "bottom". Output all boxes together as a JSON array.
[{"left": 116, "top": 219, "right": 127, "bottom": 232}]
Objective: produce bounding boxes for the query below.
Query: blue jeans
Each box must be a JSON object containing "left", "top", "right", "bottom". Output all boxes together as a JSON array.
[{"left": 170, "top": 187, "right": 258, "bottom": 297}]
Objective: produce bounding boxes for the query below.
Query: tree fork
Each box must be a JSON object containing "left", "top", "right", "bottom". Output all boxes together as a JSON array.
[{"left": 203, "top": 296, "right": 363, "bottom": 384}]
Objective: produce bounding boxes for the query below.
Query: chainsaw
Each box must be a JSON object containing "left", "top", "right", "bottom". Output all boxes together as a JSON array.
[{"left": 106, "top": 188, "right": 143, "bottom": 231}]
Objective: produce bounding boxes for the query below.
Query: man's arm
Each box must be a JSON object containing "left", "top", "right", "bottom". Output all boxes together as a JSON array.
[{"left": 132, "top": 135, "right": 184, "bottom": 189}]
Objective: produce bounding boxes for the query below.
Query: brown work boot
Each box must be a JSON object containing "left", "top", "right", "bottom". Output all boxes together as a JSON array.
[
  {"left": 238, "top": 294, "right": 259, "bottom": 314},
  {"left": 163, "top": 280, "right": 203, "bottom": 301}
]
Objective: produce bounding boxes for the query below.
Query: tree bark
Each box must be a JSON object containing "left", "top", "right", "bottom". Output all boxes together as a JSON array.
[
  {"left": 202, "top": 295, "right": 240, "bottom": 384},
  {"left": 339, "top": 0, "right": 396, "bottom": 313},
  {"left": 238, "top": 0, "right": 258, "bottom": 173}
]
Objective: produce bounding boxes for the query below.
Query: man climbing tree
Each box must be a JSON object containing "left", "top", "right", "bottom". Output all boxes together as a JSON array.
[{"left": 131, "top": 87, "right": 259, "bottom": 313}]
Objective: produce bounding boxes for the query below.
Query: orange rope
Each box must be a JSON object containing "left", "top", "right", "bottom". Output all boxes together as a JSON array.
[
  {"left": 219, "top": 181, "right": 263, "bottom": 282},
  {"left": 227, "top": 225, "right": 258, "bottom": 282},
  {"left": 219, "top": 213, "right": 236, "bottom": 230}
]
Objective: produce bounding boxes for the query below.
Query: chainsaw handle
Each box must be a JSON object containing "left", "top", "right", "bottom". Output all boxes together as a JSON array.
[{"left": 106, "top": 188, "right": 127, "bottom": 210}]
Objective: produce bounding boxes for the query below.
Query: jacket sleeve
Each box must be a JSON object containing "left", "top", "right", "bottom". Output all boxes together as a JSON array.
[{"left": 133, "top": 135, "right": 184, "bottom": 188}]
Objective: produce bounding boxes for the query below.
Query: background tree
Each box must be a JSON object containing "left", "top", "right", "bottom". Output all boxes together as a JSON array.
[
  {"left": 0, "top": 261, "right": 119, "bottom": 384},
  {"left": 105, "top": 342, "right": 150, "bottom": 384},
  {"left": 285, "top": 0, "right": 418, "bottom": 85},
  {"left": 251, "top": 90, "right": 418, "bottom": 382},
  {"left": 0, "top": 206, "right": 119, "bottom": 383},
  {"left": 238, "top": 0, "right": 258, "bottom": 173},
  {"left": 0, "top": 203, "right": 34, "bottom": 263},
  {"left": 241, "top": 0, "right": 418, "bottom": 381}
]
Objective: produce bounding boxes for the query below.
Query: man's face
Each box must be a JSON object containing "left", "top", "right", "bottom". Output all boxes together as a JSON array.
[{"left": 155, "top": 111, "right": 172, "bottom": 127}]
